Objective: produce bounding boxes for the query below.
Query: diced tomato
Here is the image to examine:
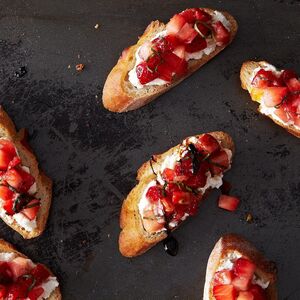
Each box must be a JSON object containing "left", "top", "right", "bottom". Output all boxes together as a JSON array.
[
  {"left": 0, "top": 149, "right": 14, "bottom": 171},
  {"left": 209, "top": 150, "right": 230, "bottom": 175},
  {"left": 0, "top": 284, "right": 7, "bottom": 298},
  {"left": 212, "top": 21, "right": 230, "bottom": 46},
  {"left": 21, "top": 199, "right": 40, "bottom": 220},
  {"left": 213, "top": 284, "right": 237, "bottom": 300},
  {"left": 233, "top": 258, "right": 256, "bottom": 280},
  {"left": 162, "top": 52, "right": 188, "bottom": 76},
  {"left": 251, "top": 69, "right": 283, "bottom": 88},
  {"left": 220, "top": 180, "right": 232, "bottom": 195},
  {"left": 214, "top": 270, "right": 234, "bottom": 286},
  {"left": 185, "top": 35, "right": 207, "bottom": 53},
  {"left": 0, "top": 262, "right": 13, "bottom": 283},
  {"left": 30, "top": 264, "right": 51, "bottom": 285},
  {"left": 259, "top": 87, "right": 289, "bottom": 107},
  {"left": 177, "top": 23, "right": 198, "bottom": 43},
  {"left": 9, "top": 257, "right": 31, "bottom": 280},
  {"left": 166, "top": 14, "right": 186, "bottom": 35},
  {"left": 136, "top": 61, "right": 158, "bottom": 84},
  {"left": 146, "top": 186, "right": 163, "bottom": 203},
  {"left": 160, "top": 197, "right": 175, "bottom": 214},
  {"left": 232, "top": 276, "right": 251, "bottom": 291},
  {"left": 195, "top": 22, "right": 211, "bottom": 37},
  {"left": 157, "top": 62, "right": 173, "bottom": 82},
  {"left": 0, "top": 140, "right": 16, "bottom": 157},
  {"left": 0, "top": 185, "right": 14, "bottom": 201},
  {"left": 218, "top": 195, "right": 240, "bottom": 212},
  {"left": 3, "top": 199, "right": 14, "bottom": 215},
  {"left": 280, "top": 69, "right": 298, "bottom": 84},
  {"left": 8, "top": 156, "right": 21, "bottom": 170},
  {"left": 196, "top": 134, "right": 220, "bottom": 154},
  {"left": 249, "top": 285, "right": 267, "bottom": 300},
  {"left": 172, "top": 191, "right": 191, "bottom": 205},
  {"left": 237, "top": 291, "right": 254, "bottom": 300},
  {"left": 179, "top": 8, "right": 211, "bottom": 23},
  {"left": 173, "top": 45, "right": 186, "bottom": 59},
  {"left": 286, "top": 77, "right": 300, "bottom": 92},
  {"left": 28, "top": 286, "right": 44, "bottom": 300},
  {"left": 162, "top": 168, "right": 175, "bottom": 182}
]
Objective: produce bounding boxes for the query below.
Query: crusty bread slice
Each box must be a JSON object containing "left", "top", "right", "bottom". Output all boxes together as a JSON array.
[
  {"left": 240, "top": 60, "right": 300, "bottom": 138},
  {"left": 0, "top": 106, "right": 52, "bottom": 238},
  {"left": 203, "top": 234, "right": 277, "bottom": 300},
  {"left": 0, "top": 238, "right": 61, "bottom": 299},
  {"left": 103, "top": 8, "right": 238, "bottom": 112},
  {"left": 119, "top": 131, "right": 234, "bottom": 257}
]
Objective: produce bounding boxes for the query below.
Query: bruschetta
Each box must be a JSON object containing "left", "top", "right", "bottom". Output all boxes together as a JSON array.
[
  {"left": 0, "top": 238, "right": 61, "bottom": 299},
  {"left": 0, "top": 106, "right": 52, "bottom": 238},
  {"left": 240, "top": 60, "right": 300, "bottom": 138},
  {"left": 103, "top": 8, "right": 238, "bottom": 112},
  {"left": 119, "top": 131, "right": 234, "bottom": 257},
  {"left": 203, "top": 234, "right": 277, "bottom": 300}
]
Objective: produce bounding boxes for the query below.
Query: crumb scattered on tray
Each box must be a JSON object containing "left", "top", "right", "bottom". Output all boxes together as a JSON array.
[
  {"left": 67, "top": 64, "right": 71, "bottom": 69},
  {"left": 94, "top": 23, "right": 100, "bottom": 29},
  {"left": 246, "top": 213, "right": 253, "bottom": 223},
  {"left": 76, "top": 63, "right": 85, "bottom": 72},
  {"left": 14, "top": 66, "right": 27, "bottom": 78}
]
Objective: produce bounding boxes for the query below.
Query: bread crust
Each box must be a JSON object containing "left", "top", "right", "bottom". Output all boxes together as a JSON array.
[
  {"left": 119, "top": 131, "right": 234, "bottom": 257},
  {"left": 203, "top": 234, "right": 277, "bottom": 300},
  {"left": 240, "top": 60, "right": 300, "bottom": 138},
  {"left": 0, "top": 106, "right": 53, "bottom": 238},
  {"left": 103, "top": 8, "right": 238, "bottom": 112},
  {"left": 0, "top": 238, "right": 62, "bottom": 300}
]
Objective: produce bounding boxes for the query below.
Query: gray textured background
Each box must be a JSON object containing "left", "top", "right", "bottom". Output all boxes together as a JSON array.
[{"left": 0, "top": 0, "right": 299, "bottom": 299}]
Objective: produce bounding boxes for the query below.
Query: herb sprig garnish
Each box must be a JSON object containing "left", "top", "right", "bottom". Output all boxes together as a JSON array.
[
  {"left": 150, "top": 155, "right": 157, "bottom": 176},
  {"left": 20, "top": 274, "right": 36, "bottom": 292}
]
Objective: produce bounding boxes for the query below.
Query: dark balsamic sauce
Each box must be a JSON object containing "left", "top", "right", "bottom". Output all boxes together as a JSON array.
[
  {"left": 163, "top": 234, "right": 178, "bottom": 256},
  {"left": 14, "top": 66, "right": 27, "bottom": 78}
]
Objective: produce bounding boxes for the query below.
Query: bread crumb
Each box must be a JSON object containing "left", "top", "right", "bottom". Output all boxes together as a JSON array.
[
  {"left": 76, "top": 64, "right": 85, "bottom": 72},
  {"left": 67, "top": 65, "right": 71, "bottom": 69},
  {"left": 94, "top": 23, "right": 100, "bottom": 29},
  {"left": 246, "top": 213, "right": 253, "bottom": 223},
  {"left": 77, "top": 54, "right": 81, "bottom": 59}
]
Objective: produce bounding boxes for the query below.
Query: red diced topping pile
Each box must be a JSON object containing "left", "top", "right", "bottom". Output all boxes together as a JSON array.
[
  {"left": 0, "top": 139, "right": 40, "bottom": 221},
  {"left": 135, "top": 8, "right": 231, "bottom": 85},
  {"left": 0, "top": 257, "right": 51, "bottom": 299},
  {"left": 143, "top": 134, "right": 231, "bottom": 230},
  {"left": 213, "top": 257, "right": 267, "bottom": 300},
  {"left": 251, "top": 67, "right": 300, "bottom": 127}
]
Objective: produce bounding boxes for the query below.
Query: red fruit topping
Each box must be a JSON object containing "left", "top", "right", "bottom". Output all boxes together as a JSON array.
[
  {"left": 6, "top": 282, "right": 28, "bottom": 299},
  {"left": 274, "top": 103, "right": 291, "bottom": 123},
  {"left": 136, "top": 61, "right": 159, "bottom": 84},
  {"left": 286, "top": 77, "right": 300, "bottom": 92},
  {"left": 166, "top": 14, "right": 186, "bottom": 35},
  {"left": 218, "top": 195, "right": 240, "bottom": 212},
  {"left": 152, "top": 37, "right": 174, "bottom": 53},
  {"left": 156, "top": 62, "right": 173, "bottom": 82},
  {"left": 3, "top": 199, "right": 15, "bottom": 215},
  {"left": 237, "top": 291, "right": 254, "bottom": 300},
  {"left": 0, "top": 140, "right": 17, "bottom": 158},
  {"left": 0, "top": 262, "right": 13, "bottom": 284},
  {"left": 249, "top": 285, "right": 267, "bottom": 300},
  {"left": 30, "top": 264, "right": 51, "bottom": 285},
  {"left": 8, "top": 156, "right": 21, "bottom": 170},
  {"left": 214, "top": 270, "right": 234, "bottom": 286},
  {"left": 213, "top": 284, "right": 237, "bottom": 300},
  {"left": 280, "top": 69, "right": 298, "bottom": 83},
  {"left": 251, "top": 69, "right": 283, "bottom": 88},
  {"left": 8, "top": 257, "right": 31, "bottom": 280},
  {"left": 162, "top": 52, "right": 188, "bottom": 76},
  {"left": 232, "top": 276, "right": 251, "bottom": 291},
  {"left": 185, "top": 35, "right": 207, "bottom": 53},
  {"left": 164, "top": 35, "right": 181, "bottom": 49},
  {"left": 260, "top": 87, "right": 289, "bottom": 107},
  {"left": 212, "top": 21, "right": 230, "bottom": 46},
  {"left": 184, "top": 163, "right": 208, "bottom": 188},
  {"left": 0, "top": 185, "right": 14, "bottom": 201},
  {"left": 0, "top": 284, "right": 7, "bottom": 298},
  {"left": 146, "top": 186, "right": 163, "bottom": 203},
  {"left": 196, "top": 134, "right": 220, "bottom": 154},
  {"left": 0, "top": 149, "right": 13, "bottom": 171},
  {"left": 195, "top": 22, "right": 211, "bottom": 37},
  {"left": 162, "top": 168, "right": 175, "bottom": 182},
  {"left": 160, "top": 197, "right": 175, "bottom": 214},
  {"left": 233, "top": 258, "right": 256, "bottom": 280},
  {"left": 173, "top": 45, "right": 186, "bottom": 59},
  {"left": 177, "top": 23, "right": 198, "bottom": 43},
  {"left": 172, "top": 191, "right": 191, "bottom": 205},
  {"left": 21, "top": 199, "right": 40, "bottom": 220},
  {"left": 209, "top": 150, "right": 230, "bottom": 175},
  {"left": 179, "top": 8, "right": 211, "bottom": 23},
  {"left": 28, "top": 286, "right": 45, "bottom": 300}
]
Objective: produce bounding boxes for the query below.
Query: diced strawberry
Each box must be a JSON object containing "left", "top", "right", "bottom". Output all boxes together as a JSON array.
[
  {"left": 166, "top": 14, "right": 186, "bottom": 35},
  {"left": 157, "top": 62, "right": 173, "bottom": 82},
  {"left": 214, "top": 270, "right": 234, "bottom": 286},
  {"left": 152, "top": 38, "right": 172, "bottom": 53},
  {"left": 0, "top": 140, "right": 16, "bottom": 157},
  {"left": 164, "top": 35, "right": 181, "bottom": 49},
  {"left": 8, "top": 156, "right": 21, "bottom": 170},
  {"left": 161, "top": 51, "right": 188, "bottom": 76},
  {"left": 174, "top": 159, "right": 192, "bottom": 178},
  {"left": 21, "top": 199, "right": 40, "bottom": 220},
  {"left": 259, "top": 87, "right": 289, "bottom": 107},
  {"left": 233, "top": 258, "right": 256, "bottom": 280},
  {"left": 280, "top": 69, "right": 298, "bottom": 83},
  {"left": 212, "top": 21, "right": 230, "bottom": 46},
  {"left": 3, "top": 168, "right": 25, "bottom": 193},
  {"left": 142, "top": 209, "right": 165, "bottom": 233},
  {"left": 196, "top": 134, "right": 220, "bottom": 154},
  {"left": 165, "top": 183, "right": 181, "bottom": 194},
  {"left": 9, "top": 257, "right": 32, "bottom": 280},
  {"left": 237, "top": 291, "right": 254, "bottom": 300},
  {"left": 146, "top": 54, "right": 161, "bottom": 70},
  {"left": 160, "top": 197, "right": 175, "bottom": 214},
  {"left": 177, "top": 23, "right": 198, "bottom": 43},
  {"left": 146, "top": 186, "right": 163, "bottom": 203},
  {"left": 213, "top": 284, "right": 237, "bottom": 300},
  {"left": 286, "top": 77, "right": 300, "bottom": 92},
  {"left": 172, "top": 191, "right": 191, "bottom": 205},
  {"left": 185, "top": 35, "right": 207, "bottom": 53},
  {"left": 0, "top": 149, "right": 14, "bottom": 171},
  {"left": 218, "top": 195, "right": 240, "bottom": 212},
  {"left": 249, "top": 285, "right": 267, "bottom": 300},
  {"left": 162, "top": 168, "right": 176, "bottom": 182},
  {"left": 0, "top": 284, "right": 7, "bottom": 298},
  {"left": 209, "top": 150, "right": 230, "bottom": 175},
  {"left": 173, "top": 45, "right": 186, "bottom": 59},
  {"left": 0, "top": 185, "right": 14, "bottom": 201},
  {"left": 179, "top": 8, "right": 211, "bottom": 23},
  {"left": 195, "top": 22, "right": 211, "bottom": 37},
  {"left": 194, "top": 8, "right": 212, "bottom": 22},
  {"left": 274, "top": 103, "right": 290, "bottom": 123},
  {"left": 251, "top": 69, "right": 283, "bottom": 88},
  {"left": 184, "top": 164, "right": 207, "bottom": 188},
  {"left": 3, "top": 199, "right": 15, "bottom": 215},
  {"left": 28, "top": 287, "right": 44, "bottom": 300},
  {"left": 30, "top": 264, "right": 51, "bottom": 285},
  {"left": 138, "top": 41, "right": 152, "bottom": 60},
  {"left": 232, "top": 276, "right": 251, "bottom": 291},
  {"left": 136, "top": 61, "right": 158, "bottom": 84},
  {"left": 0, "top": 262, "right": 13, "bottom": 283}
]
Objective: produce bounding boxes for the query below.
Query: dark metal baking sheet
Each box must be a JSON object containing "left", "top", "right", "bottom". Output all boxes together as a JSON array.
[{"left": 0, "top": 0, "right": 299, "bottom": 299}]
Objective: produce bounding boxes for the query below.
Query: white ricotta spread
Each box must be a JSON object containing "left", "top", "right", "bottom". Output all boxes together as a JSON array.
[
  {"left": 0, "top": 252, "right": 17, "bottom": 261},
  {"left": 129, "top": 11, "right": 230, "bottom": 88}
]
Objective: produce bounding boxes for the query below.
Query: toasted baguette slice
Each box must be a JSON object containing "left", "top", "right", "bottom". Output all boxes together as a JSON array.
[
  {"left": 240, "top": 60, "right": 300, "bottom": 138},
  {"left": 0, "top": 106, "right": 52, "bottom": 238},
  {"left": 103, "top": 8, "right": 238, "bottom": 112},
  {"left": 203, "top": 234, "right": 277, "bottom": 300},
  {"left": 0, "top": 238, "right": 61, "bottom": 299},
  {"left": 119, "top": 131, "right": 234, "bottom": 257}
]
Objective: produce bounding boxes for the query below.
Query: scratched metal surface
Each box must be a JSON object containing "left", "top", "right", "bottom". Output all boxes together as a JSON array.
[{"left": 0, "top": 0, "right": 299, "bottom": 299}]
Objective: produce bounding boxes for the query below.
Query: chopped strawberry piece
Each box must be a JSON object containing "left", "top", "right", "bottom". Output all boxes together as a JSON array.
[
  {"left": 286, "top": 77, "right": 300, "bottom": 92},
  {"left": 174, "top": 158, "right": 193, "bottom": 177},
  {"left": 9, "top": 257, "right": 31, "bottom": 280},
  {"left": 196, "top": 134, "right": 220, "bottom": 154},
  {"left": 259, "top": 87, "right": 289, "bottom": 107},
  {"left": 0, "top": 140, "right": 16, "bottom": 157},
  {"left": 0, "top": 262, "right": 13, "bottom": 284},
  {"left": 166, "top": 14, "right": 186, "bottom": 35},
  {"left": 152, "top": 37, "right": 173, "bottom": 53},
  {"left": 146, "top": 186, "right": 163, "bottom": 203},
  {"left": 212, "top": 21, "right": 230, "bottom": 46},
  {"left": 218, "top": 195, "right": 240, "bottom": 212},
  {"left": 0, "top": 185, "right": 14, "bottom": 201},
  {"left": 164, "top": 35, "right": 181, "bottom": 49},
  {"left": 30, "top": 264, "right": 51, "bottom": 285},
  {"left": 8, "top": 156, "right": 21, "bottom": 170},
  {"left": 274, "top": 103, "right": 291, "bottom": 123},
  {"left": 3, "top": 199, "right": 15, "bottom": 215},
  {"left": 237, "top": 291, "right": 254, "bottom": 300},
  {"left": 249, "top": 285, "right": 267, "bottom": 300},
  {"left": 160, "top": 197, "right": 175, "bottom": 214},
  {"left": 165, "top": 183, "right": 181, "bottom": 194},
  {"left": 177, "top": 23, "right": 198, "bottom": 43},
  {"left": 179, "top": 8, "right": 211, "bottom": 23},
  {"left": 136, "top": 61, "right": 158, "bottom": 84},
  {"left": 214, "top": 270, "right": 234, "bottom": 286},
  {"left": 0, "top": 149, "right": 14, "bottom": 171},
  {"left": 160, "top": 52, "right": 187, "bottom": 77},
  {"left": 6, "top": 282, "right": 28, "bottom": 299},
  {"left": 195, "top": 22, "right": 211, "bottom": 37},
  {"left": 142, "top": 209, "right": 165, "bottom": 233},
  {"left": 28, "top": 286, "right": 44, "bottom": 300},
  {"left": 21, "top": 199, "right": 40, "bottom": 220},
  {"left": 280, "top": 69, "right": 298, "bottom": 84},
  {"left": 185, "top": 35, "right": 207, "bottom": 53},
  {"left": 156, "top": 62, "right": 173, "bottom": 82},
  {"left": 213, "top": 284, "right": 237, "bottom": 300},
  {"left": 233, "top": 258, "right": 256, "bottom": 280},
  {"left": 184, "top": 164, "right": 208, "bottom": 188},
  {"left": 209, "top": 150, "right": 230, "bottom": 175},
  {"left": 172, "top": 191, "right": 191, "bottom": 205},
  {"left": 173, "top": 45, "right": 186, "bottom": 59},
  {"left": 162, "top": 168, "right": 175, "bottom": 182},
  {"left": 0, "top": 284, "right": 7, "bottom": 298},
  {"left": 232, "top": 276, "right": 251, "bottom": 291},
  {"left": 251, "top": 69, "right": 283, "bottom": 88},
  {"left": 194, "top": 8, "right": 212, "bottom": 22},
  {"left": 146, "top": 55, "right": 161, "bottom": 70}
]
